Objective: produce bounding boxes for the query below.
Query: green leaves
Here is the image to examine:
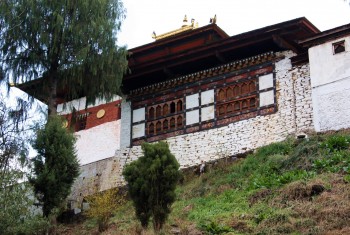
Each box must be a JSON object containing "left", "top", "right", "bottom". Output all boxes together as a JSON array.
[
  {"left": 0, "top": 0, "right": 128, "bottom": 113},
  {"left": 30, "top": 116, "right": 79, "bottom": 217},
  {"left": 123, "top": 141, "right": 181, "bottom": 231}
]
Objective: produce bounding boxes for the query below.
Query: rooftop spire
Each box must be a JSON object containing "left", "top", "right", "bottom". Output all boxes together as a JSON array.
[{"left": 152, "top": 15, "right": 198, "bottom": 41}]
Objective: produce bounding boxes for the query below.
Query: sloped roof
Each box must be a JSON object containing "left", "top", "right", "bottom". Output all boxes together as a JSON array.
[{"left": 123, "top": 17, "right": 320, "bottom": 92}]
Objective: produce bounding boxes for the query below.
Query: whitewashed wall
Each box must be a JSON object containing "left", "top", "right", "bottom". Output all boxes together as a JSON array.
[
  {"left": 75, "top": 120, "right": 121, "bottom": 165},
  {"left": 120, "top": 100, "right": 132, "bottom": 148},
  {"left": 309, "top": 36, "right": 350, "bottom": 131}
]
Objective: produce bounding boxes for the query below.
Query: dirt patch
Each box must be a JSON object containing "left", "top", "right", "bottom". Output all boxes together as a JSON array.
[
  {"left": 267, "top": 174, "right": 350, "bottom": 234},
  {"left": 248, "top": 189, "right": 273, "bottom": 206}
]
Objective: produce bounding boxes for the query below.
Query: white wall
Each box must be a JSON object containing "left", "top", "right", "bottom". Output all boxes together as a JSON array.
[
  {"left": 309, "top": 36, "right": 350, "bottom": 131},
  {"left": 75, "top": 120, "right": 121, "bottom": 165},
  {"left": 120, "top": 100, "right": 132, "bottom": 148}
]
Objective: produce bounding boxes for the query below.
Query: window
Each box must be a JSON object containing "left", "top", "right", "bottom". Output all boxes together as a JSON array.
[
  {"left": 333, "top": 41, "right": 345, "bottom": 54},
  {"left": 216, "top": 79, "right": 257, "bottom": 118},
  {"left": 146, "top": 98, "right": 184, "bottom": 136},
  {"left": 75, "top": 113, "right": 88, "bottom": 131},
  {"left": 149, "top": 123, "right": 155, "bottom": 135},
  {"left": 149, "top": 107, "right": 155, "bottom": 119}
]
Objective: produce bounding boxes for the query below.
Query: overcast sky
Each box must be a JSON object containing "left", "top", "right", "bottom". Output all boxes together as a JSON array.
[{"left": 118, "top": 0, "right": 350, "bottom": 48}]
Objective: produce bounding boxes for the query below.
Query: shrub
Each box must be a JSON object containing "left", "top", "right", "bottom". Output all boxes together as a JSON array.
[
  {"left": 321, "top": 134, "right": 350, "bottom": 152},
  {"left": 199, "top": 221, "right": 233, "bottom": 234},
  {"left": 85, "top": 188, "right": 124, "bottom": 232},
  {"left": 123, "top": 141, "right": 181, "bottom": 232},
  {"left": 30, "top": 116, "right": 80, "bottom": 217}
]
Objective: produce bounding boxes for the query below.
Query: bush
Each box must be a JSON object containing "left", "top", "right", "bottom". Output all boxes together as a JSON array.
[
  {"left": 30, "top": 116, "right": 80, "bottom": 217},
  {"left": 123, "top": 141, "right": 181, "bottom": 232},
  {"left": 321, "top": 134, "right": 350, "bottom": 152},
  {"left": 85, "top": 188, "right": 124, "bottom": 232}
]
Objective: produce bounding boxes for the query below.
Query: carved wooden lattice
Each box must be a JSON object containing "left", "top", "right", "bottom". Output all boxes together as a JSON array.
[
  {"left": 216, "top": 79, "right": 257, "bottom": 117},
  {"left": 147, "top": 98, "right": 184, "bottom": 136}
]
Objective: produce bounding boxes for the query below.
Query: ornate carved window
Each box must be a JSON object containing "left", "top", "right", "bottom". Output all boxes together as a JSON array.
[
  {"left": 149, "top": 123, "right": 155, "bottom": 135},
  {"left": 156, "top": 105, "right": 162, "bottom": 118},
  {"left": 149, "top": 107, "right": 155, "bottom": 119},
  {"left": 216, "top": 79, "right": 257, "bottom": 118},
  {"left": 146, "top": 98, "right": 184, "bottom": 136},
  {"left": 163, "top": 104, "right": 169, "bottom": 115}
]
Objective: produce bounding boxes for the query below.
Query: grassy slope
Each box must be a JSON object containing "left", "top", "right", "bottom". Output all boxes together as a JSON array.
[{"left": 59, "top": 131, "right": 350, "bottom": 235}]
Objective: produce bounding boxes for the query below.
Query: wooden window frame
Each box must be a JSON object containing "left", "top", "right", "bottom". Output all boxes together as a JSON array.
[
  {"left": 333, "top": 40, "right": 345, "bottom": 55},
  {"left": 216, "top": 78, "right": 258, "bottom": 118},
  {"left": 146, "top": 98, "right": 184, "bottom": 137}
]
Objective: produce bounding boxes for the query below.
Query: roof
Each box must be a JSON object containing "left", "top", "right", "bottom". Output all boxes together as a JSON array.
[
  {"left": 123, "top": 17, "right": 320, "bottom": 93},
  {"left": 299, "top": 23, "right": 350, "bottom": 47},
  {"left": 17, "top": 17, "right": 321, "bottom": 102}
]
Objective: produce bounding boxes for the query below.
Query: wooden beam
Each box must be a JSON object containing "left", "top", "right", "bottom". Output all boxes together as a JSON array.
[
  {"left": 215, "top": 50, "right": 226, "bottom": 63},
  {"left": 272, "top": 34, "right": 301, "bottom": 53}
]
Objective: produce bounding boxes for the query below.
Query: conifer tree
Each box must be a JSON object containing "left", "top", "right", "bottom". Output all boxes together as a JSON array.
[
  {"left": 123, "top": 142, "right": 181, "bottom": 232},
  {"left": 0, "top": 0, "right": 128, "bottom": 115},
  {"left": 30, "top": 116, "right": 79, "bottom": 217}
]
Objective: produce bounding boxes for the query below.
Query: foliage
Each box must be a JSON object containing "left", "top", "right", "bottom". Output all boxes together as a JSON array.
[
  {"left": 0, "top": 95, "right": 31, "bottom": 177},
  {"left": 0, "top": 0, "right": 128, "bottom": 114},
  {"left": 123, "top": 141, "right": 181, "bottom": 232},
  {"left": 199, "top": 221, "right": 233, "bottom": 234},
  {"left": 320, "top": 134, "right": 350, "bottom": 152},
  {"left": 0, "top": 98, "right": 48, "bottom": 234},
  {"left": 84, "top": 188, "right": 125, "bottom": 232},
  {"left": 30, "top": 116, "right": 79, "bottom": 217},
  {"left": 0, "top": 171, "right": 49, "bottom": 235},
  {"left": 312, "top": 134, "right": 350, "bottom": 174}
]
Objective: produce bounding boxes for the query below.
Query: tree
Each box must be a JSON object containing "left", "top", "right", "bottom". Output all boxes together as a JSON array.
[
  {"left": 0, "top": 97, "right": 48, "bottom": 234},
  {"left": 123, "top": 142, "right": 181, "bottom": 232},
  {"left": 30, "top": 116, "right": 79, "bottom": 217},
  {"left": 0, "top": 0, "right": 128, "bottom": 115}
]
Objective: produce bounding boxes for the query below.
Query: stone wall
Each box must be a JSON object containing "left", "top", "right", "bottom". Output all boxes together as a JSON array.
[{"left": 69, "top": 157, "right": 122, "bottom": 207}]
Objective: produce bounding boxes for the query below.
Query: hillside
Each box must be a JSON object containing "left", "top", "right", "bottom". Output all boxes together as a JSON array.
[{"left": 59, "top": 131, "right": 350, "bottom": 235}]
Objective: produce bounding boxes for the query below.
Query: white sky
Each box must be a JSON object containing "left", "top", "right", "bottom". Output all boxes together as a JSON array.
[{"left": 118, "top": 0, "right": 350, "bottom": 48}]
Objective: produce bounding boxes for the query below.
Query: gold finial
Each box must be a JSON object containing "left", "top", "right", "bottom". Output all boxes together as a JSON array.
[
  {"left": 152, "top": 15, "right": 198, "bottom": 41},
  {"left": 152, "top": 31, "right": 156, "bottom": 39},
  {"left": 210, "top": 14, "right": 217, "bottom": 24},
  {"left": 182, "top": 15, "right": 188, "bottom": 27}
]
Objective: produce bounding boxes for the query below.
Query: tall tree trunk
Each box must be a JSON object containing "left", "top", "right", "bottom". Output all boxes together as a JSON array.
[{"left": 47, "top": 74, "right": 57, "bottom": 116}]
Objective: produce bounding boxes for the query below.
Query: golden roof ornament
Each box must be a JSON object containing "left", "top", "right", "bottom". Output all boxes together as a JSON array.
[
  {"left": 210, "top": 14, "right": 217, "bottom": 24},
  {"left": 152, "top": 15, "right": 199, "bottom": 41}
]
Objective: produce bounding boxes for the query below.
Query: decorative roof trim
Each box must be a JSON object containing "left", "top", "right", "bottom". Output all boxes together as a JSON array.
[{"left": 130, "top": 51, "right": 276, "bottom": 96}]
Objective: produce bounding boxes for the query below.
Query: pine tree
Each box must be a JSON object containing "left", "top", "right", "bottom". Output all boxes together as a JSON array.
[
  {"left": 30, "top": 116, "right": 79, "bottom": 217},
  {"left": 123, "top": 142, "right": 181, "bottom": 232},
  {"left": 0, "top": 0, "right": 128, "bottom": 115}
]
